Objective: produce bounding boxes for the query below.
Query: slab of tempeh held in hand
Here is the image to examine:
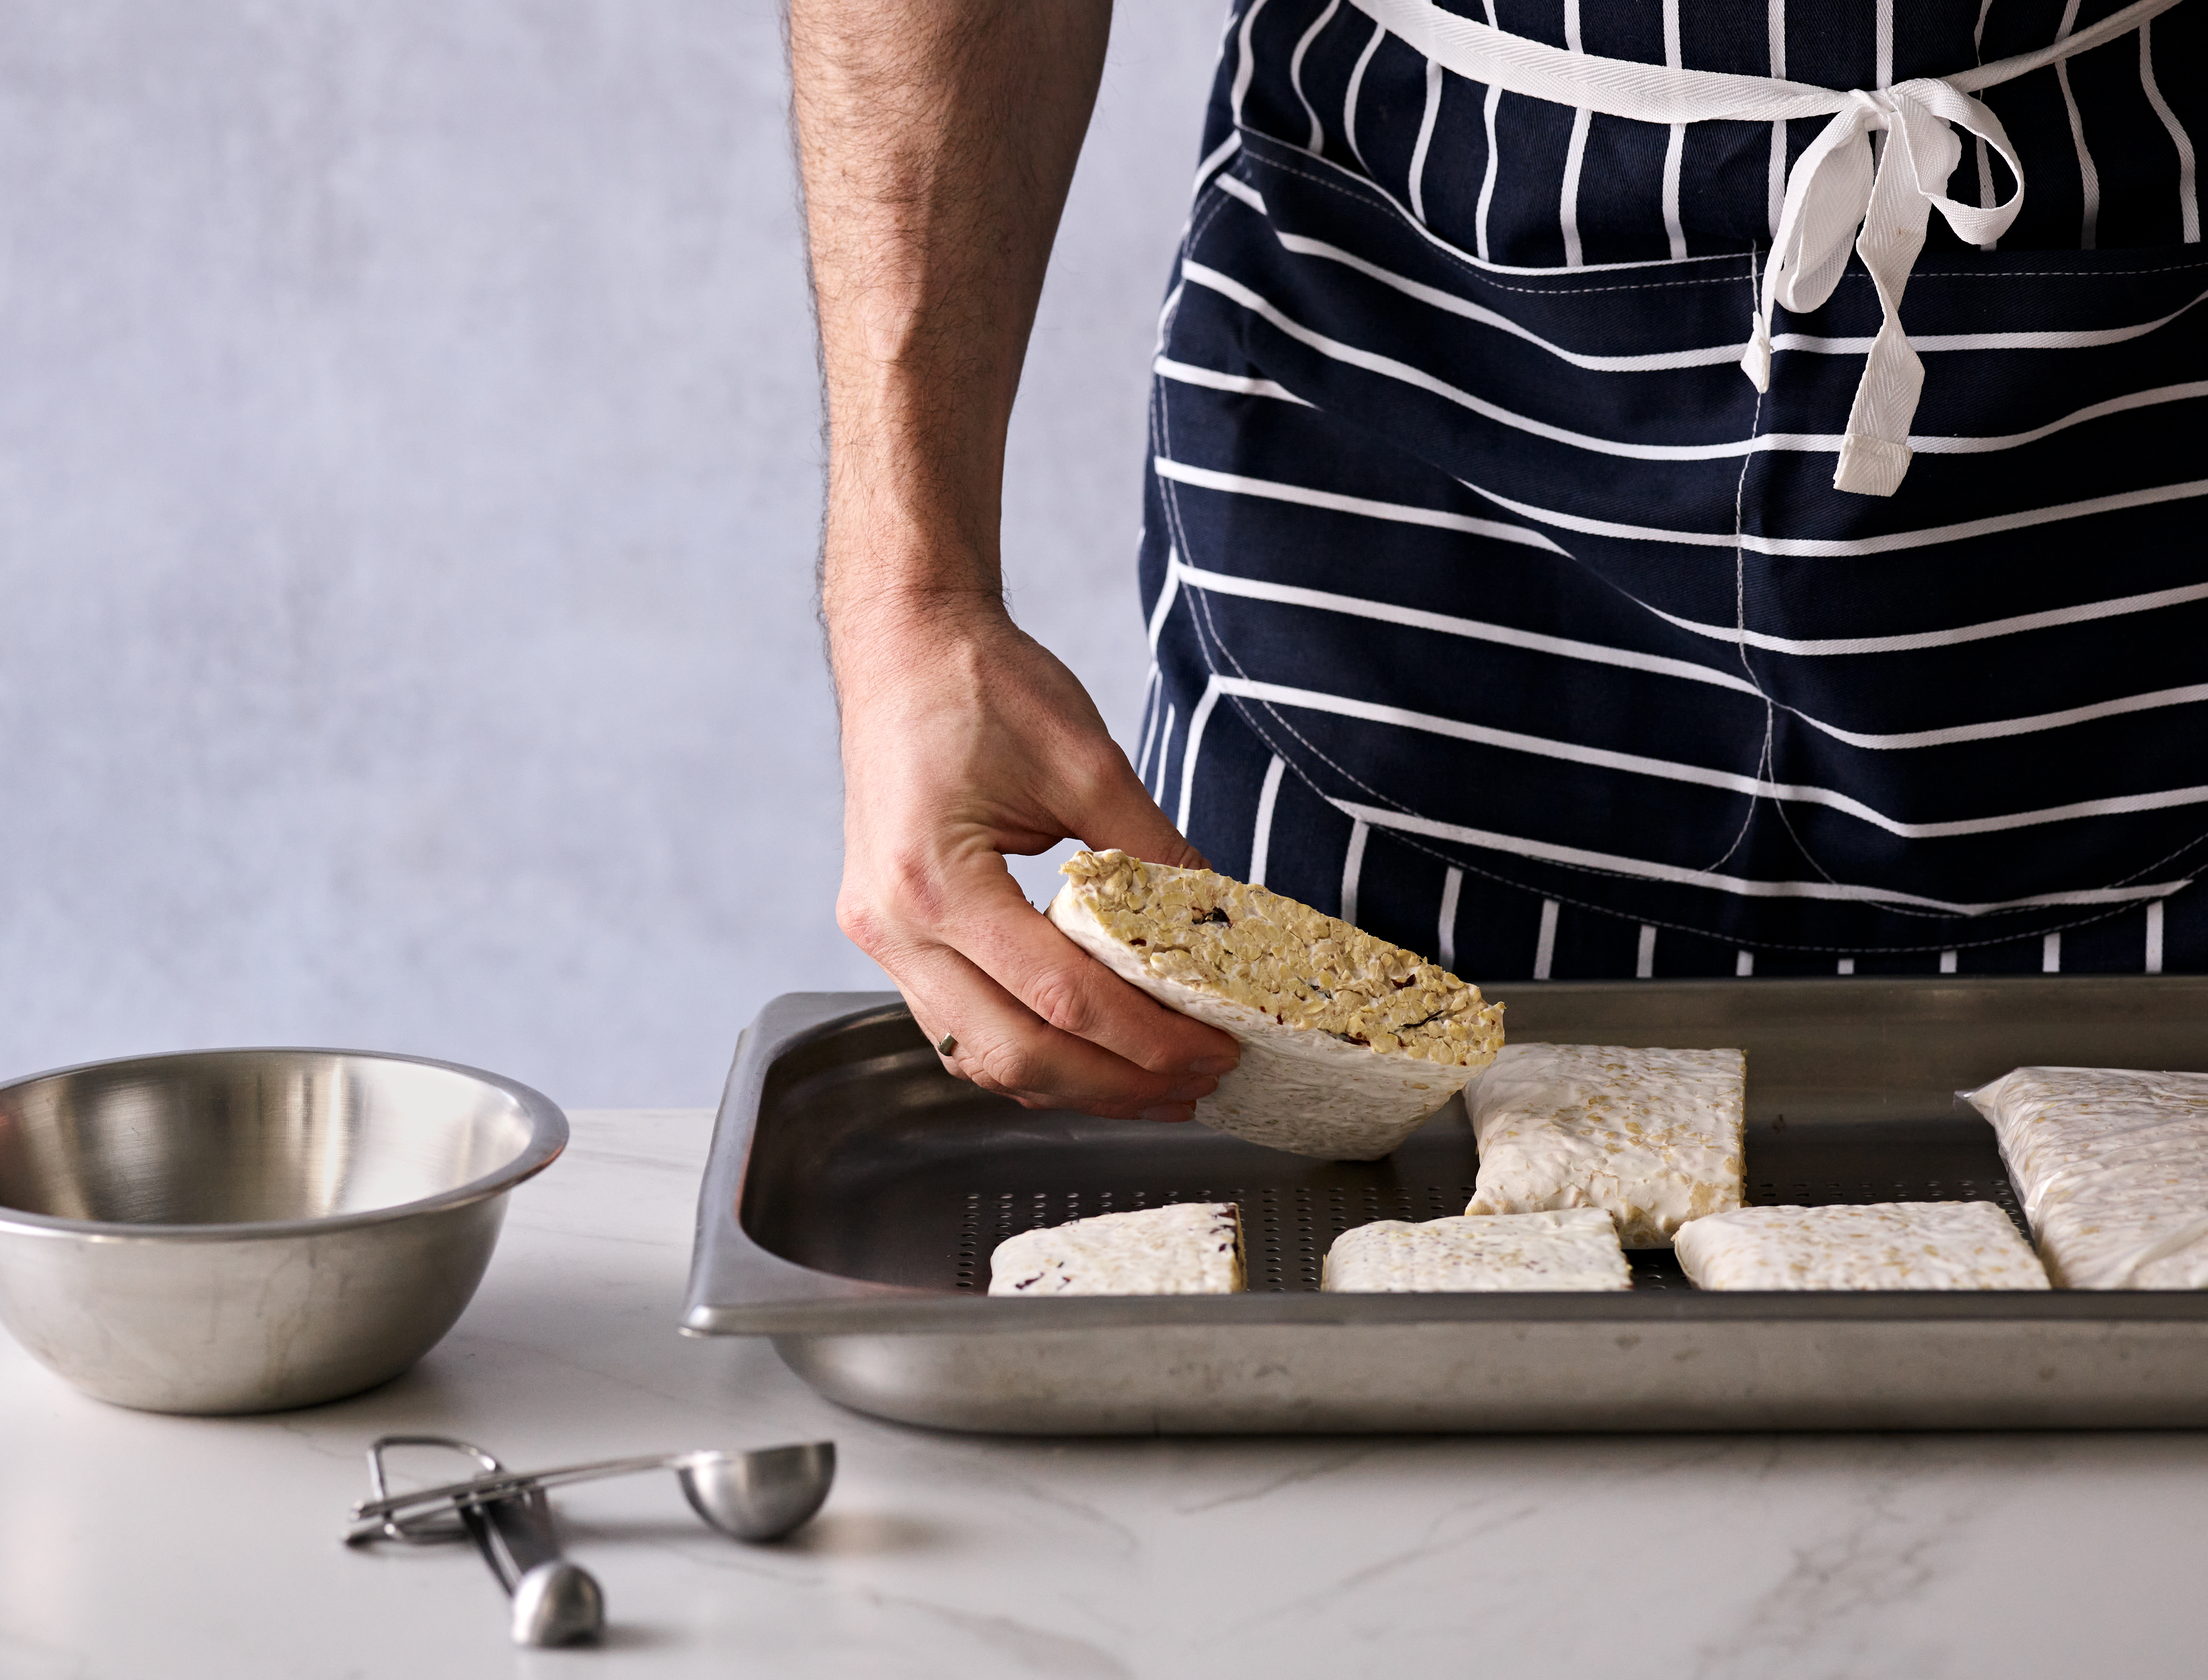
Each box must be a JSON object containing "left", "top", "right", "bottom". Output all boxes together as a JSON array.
[
  {"left": 1466, "top": 1043, "right": 1745, "bottom": 1248},
  {"left": 1321, "top": 1210, "right": 1632, "bottom": 1292},
  {"left": 988, "top": 1204, "right": 1246, "bottom": 1296},
  {"left": 1674, "top": 1202, "right": 2050, "bottom": 1290},
  {"left": 1966, "top": 1066, "right": 2208, "bottom": 1289},
  {"left": 1047, "top": 849, "right": 1504, "bottom": 1161}
]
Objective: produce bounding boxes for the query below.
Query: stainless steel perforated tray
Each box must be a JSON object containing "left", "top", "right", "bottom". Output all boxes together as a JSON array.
[{"left": 682, "top": 980, "right": 2208, "bottom": 1433}]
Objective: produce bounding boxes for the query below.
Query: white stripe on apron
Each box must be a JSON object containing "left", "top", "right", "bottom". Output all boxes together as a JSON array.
[{"left": 1347, "top": 0, "right": 2188, "bottom": 494}]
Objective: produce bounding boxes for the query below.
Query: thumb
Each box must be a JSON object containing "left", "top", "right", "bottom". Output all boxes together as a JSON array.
[{"left": 1076, "top": 745, "right": 1212, "bottom": 873}]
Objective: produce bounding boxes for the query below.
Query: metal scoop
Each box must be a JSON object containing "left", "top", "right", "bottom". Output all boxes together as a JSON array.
[
  {"left": 463, "top": 1490, "right": 606, "bottom": 1648},
  {"left": 347, "top": 1436, "right": 834, "bottom": 1647},
  {"left": 346, "top": 1440, "right": 837, "bottom": 1545},
  {"left": 350, "top": 1436, "right": 605, "bottom": 1648}
]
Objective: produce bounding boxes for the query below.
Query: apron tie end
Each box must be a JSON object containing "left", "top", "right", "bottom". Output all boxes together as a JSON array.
[
  {"left": 1833, "top": 433, "right": 1912, "bottom": 497},
  {"left": 1740, "top": 314, "right": 1774, "bottom": 393}
]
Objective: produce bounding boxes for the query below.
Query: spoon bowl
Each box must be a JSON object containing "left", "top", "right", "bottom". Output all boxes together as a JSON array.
[
  {"left": 510, "top": 1560, "right": 605, "bottom": 1647},
  {"left": 677, "top": 1442, "right": 837, "bottom": 1541}
]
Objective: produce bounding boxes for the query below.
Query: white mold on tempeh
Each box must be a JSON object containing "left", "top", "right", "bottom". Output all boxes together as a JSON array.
[
  {"left": 1466, "top": 1042, "right": 1744, "bottom": 1248},
  {"left": 987, "top": 1203, "right": 1245, "bottom": 1296},
  {"left": 1966, "top": 1066, "right": 2208, "bottom": 1289},
  {"left": 1321, "top": 1209, "right": 1631, "bottom": 1292},
  {"left": 1673, "top": 1201, "right": 2050, "bottom": 1290}
]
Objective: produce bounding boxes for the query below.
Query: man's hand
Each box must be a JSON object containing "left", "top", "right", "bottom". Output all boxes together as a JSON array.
[
  {"left": 835, "top": 594, "right": 1238, "bottom": 1118},
  {"left": 794, "top": 0, "right": 1239, "bottom": 1116}
]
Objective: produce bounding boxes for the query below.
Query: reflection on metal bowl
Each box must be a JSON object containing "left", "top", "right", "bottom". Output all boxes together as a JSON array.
[{"left": 0, "top": 1048, "right": 567, "bottom": 1414}]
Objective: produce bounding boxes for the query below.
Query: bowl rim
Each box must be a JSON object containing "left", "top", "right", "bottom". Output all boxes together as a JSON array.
[{"left": 0, "top": 1046, "right": 570, "bottom": 1241}]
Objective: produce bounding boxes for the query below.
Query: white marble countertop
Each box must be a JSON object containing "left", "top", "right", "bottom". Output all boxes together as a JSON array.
[{"left": 5, "top": 1107, "right": 2206, "bottom": 1679}]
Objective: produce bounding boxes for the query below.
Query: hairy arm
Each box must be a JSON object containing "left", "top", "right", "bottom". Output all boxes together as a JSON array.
[{"left": 794, "top": 0, "right": 1239, "bottom": 1117}]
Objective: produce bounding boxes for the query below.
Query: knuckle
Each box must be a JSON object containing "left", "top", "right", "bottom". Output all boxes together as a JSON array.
[
  {"left": 1025, "top": 970, "right": 1100, "bottom": 1039},
  {"left": 961, "top": 1055, "right": 1015, "bottom": 1095},
  {"left": 880, "top": 848, "right": 950, "bottom": 925},
  {"left": 834, "top": 890, "right": 890, "bottom": 955},
  {"left": 1064, "top": 748, "right": 1126, "bottom": 807},
  {"left": 973, "top": 1039, "right": 1043, "bottom": 1097}
]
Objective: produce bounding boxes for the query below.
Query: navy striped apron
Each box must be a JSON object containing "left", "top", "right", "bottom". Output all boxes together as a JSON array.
[{"left": 1136, "top": 0, "right": 2208, "bottom": 980}]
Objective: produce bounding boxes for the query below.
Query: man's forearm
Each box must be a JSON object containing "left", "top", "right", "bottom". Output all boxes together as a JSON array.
[
  {"left": 792, "top": 0, "right": 1112, "bottom": 630},
  {"left": 798, "top": 0, "right": 1236, "bottom": 1119}
]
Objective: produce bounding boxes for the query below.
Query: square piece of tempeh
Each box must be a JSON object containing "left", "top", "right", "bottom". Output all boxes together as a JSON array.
[
  {"left": 1467, "top": 1043, "right": 1745, "bottom": 1247},
  {"left": 1674, "top": 1201, "right": 2050, "bottom": 1290},
  {"left": 988, "top": 1203, "right": 1245, "bottom": 1296},
  {"left": 1321, "top": 1209, "right": 1631, "bottom": 1292},
  {"left": 1966, "top": 1066, "right": 2208, "bottom": 1288}
]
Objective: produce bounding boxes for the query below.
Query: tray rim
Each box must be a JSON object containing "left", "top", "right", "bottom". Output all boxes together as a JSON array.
[{"left": 681, "top": 983, "right": 2208, "bottom": 1339}]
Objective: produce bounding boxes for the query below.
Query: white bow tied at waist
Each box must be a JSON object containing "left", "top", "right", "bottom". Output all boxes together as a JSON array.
[{"left": 1346, "top": 0, "right": 2188, "bottom": 496}]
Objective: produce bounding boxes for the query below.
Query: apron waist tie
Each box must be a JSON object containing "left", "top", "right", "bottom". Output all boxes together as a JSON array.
[{"left": 1347, "top": 0, "right": 2188, "bottom": 496}]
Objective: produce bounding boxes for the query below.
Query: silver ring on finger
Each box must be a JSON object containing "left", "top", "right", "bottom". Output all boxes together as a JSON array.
[{"left": 935, "top": 1032, "right": 957, "bottom": 1058}]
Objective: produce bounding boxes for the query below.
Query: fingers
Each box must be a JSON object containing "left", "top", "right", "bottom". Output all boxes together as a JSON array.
[
  {"left": 891, "top": 937, "right": 1214, "bottom": 1121},
  {"left": 1068, "top": 742, "right": 1213, "bottom": 872},
  {"left": 845, "top": 851, "right": 1232, "bottom": 1115},
  {"left": 930, "top": 864, "right": 1238, "bottom": 1081}
]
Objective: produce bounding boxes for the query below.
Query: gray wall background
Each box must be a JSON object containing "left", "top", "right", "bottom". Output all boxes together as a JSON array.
[{"left": 0, "top": 2, "right": 1220, "bottom": 1105}]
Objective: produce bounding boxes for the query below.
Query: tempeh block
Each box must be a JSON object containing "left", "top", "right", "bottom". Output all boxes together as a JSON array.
[
  {"left": 988, "top": 1203, "right": 1246, "bottom": 1296},
  {"left": 1674, "top": 1201, "right": 2050, "bottom": 1290},
  {"left": 1321, "top": 1209, "right": 1632, "bottom": 1292},
  {"left": 1467, "top": 1042, "right": 1744, "bottom": 1247},
  {"left": 1047, "top": 850, "right": 1504, "bottom": 1161},
  {"left": 1966, "top": 1066, "right": 2208, "bottom": 1289}
]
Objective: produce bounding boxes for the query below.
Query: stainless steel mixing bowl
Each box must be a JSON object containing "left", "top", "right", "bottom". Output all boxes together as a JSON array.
[{"left": 0, "top": 1048, "right": 567, "bottom": 1414}]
